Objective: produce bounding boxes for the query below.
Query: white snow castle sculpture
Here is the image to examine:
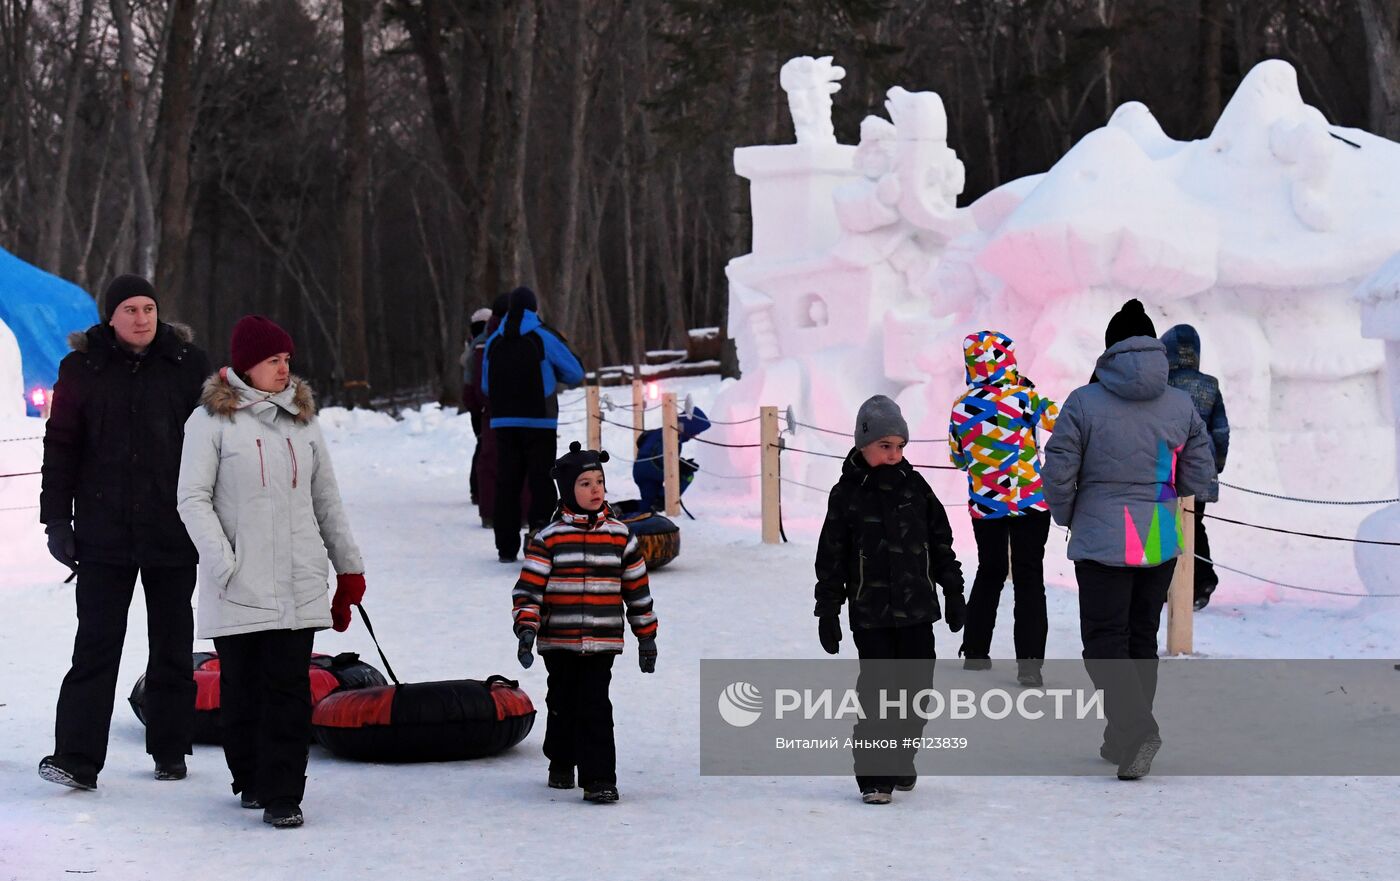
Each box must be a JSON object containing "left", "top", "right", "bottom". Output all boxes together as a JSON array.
[{"left": 713, "top": 55, "right": 1400, "bottom": 597}]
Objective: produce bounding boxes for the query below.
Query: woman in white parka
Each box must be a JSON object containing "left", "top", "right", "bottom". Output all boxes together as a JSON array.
[{"left": 177, "top": 315, "right": 367, "bottom": 829}]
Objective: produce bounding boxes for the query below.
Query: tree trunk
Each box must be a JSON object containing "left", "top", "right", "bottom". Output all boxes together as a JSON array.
[
  {"left": 500, "top": 0, "right": 537, "bottom": 291},
  {"left": 154, "top": 0, "right": 199, "bottom": 321},
  {"left": 1198, "top": 0, "right": 1226, "bottom": 136},
  {"left": 555, "top": 0, "right": 598, "bottom": 337},
  {"left": 338, "top": 0, "right": 371, "bottom": 407},
  {"left": 110, "top": 0, "right": 157, "bottom": 278},
  {"left": 40, "top": 0, "right": 95, "bottom": 274},
  {"left": 1359, "top": 0, "right": 1400, "bottom": 140}
]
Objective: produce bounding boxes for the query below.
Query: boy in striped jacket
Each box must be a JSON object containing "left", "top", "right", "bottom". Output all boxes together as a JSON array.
[{"left": 512, "top": 442, "right": 658, "bottom": 803}]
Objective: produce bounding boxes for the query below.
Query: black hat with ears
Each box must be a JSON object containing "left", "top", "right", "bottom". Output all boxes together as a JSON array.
[{"left": 551, "top": 441, "right": 610, "bottom": 512}]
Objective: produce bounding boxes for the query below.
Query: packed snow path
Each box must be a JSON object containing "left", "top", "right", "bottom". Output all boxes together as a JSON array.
[{"left": 3, "top": 393, "right": 1397, "bottom": 879}]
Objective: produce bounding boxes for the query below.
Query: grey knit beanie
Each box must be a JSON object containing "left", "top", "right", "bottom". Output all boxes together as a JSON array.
[{"left": 854, "top": 395, "right": 908, "bottom": 448}]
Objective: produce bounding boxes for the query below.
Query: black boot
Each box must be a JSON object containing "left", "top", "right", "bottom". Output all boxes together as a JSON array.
[
  {"left": 38, "top": 755, "right": 97, "bottom": 791},
  {"left": 153, "top": 757, "right": 187, "bottom": 781},
  {"left": 548, "top": 767, "right": 575, "bottom": 790},
  {"left": 262, "top": 802, "right": 305, "bottom": 828}
]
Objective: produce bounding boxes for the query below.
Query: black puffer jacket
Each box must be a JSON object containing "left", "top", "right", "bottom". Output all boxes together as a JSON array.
[
  {"left": 40, "top": 322, "right": 210, "bottom": 566},
  {"left": 814, "top": 449, "right": 964, "bottom": 629}
]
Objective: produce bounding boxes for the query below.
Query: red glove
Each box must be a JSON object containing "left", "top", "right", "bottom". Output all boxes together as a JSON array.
[{"left": 332, "top": 573, "right": 366, "bottom": 632}]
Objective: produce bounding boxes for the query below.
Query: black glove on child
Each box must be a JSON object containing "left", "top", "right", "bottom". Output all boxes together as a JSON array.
[
  {"left": 46, "top": 523, "right": 77, "bottom": 573},
  {"left": 638, "top": 638, "right": 657, "bottom": 674},
  {"left": 942, "top": 591, "right": 966, "bottom": 633},
  {"left": 818, "top": 616, "right": 842, "bottom": 655},
  {"left": 517, "top": 630, "right": 536, "bottom": 669}
]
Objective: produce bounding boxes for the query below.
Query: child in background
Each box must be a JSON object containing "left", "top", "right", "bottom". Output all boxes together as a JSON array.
[
  {"left": 512, "top": 442, "right": 658, "bottom": 804},
  {"left": 814, "top": 395, "right": 966, "bottom": 804}
]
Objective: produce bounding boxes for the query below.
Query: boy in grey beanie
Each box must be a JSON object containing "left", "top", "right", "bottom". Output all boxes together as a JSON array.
[{"left": 814, "top": 394, "right": 965, "bottom": 805}]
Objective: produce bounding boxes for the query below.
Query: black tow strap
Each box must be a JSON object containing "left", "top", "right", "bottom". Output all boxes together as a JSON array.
[{"left": 354, "top": 603, "right": 401, "bottom": 686}]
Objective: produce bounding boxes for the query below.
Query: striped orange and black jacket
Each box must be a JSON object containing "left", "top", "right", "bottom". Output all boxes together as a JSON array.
[{"left": 511, "top": 505, "right": 657, "bottom": 654}]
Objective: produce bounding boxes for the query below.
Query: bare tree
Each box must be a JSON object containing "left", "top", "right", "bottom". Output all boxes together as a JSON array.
[
  {"left": 110, "top": 0, "right": 156, "bottom": 277},
  {"left": 339, "top": 0, "right": 371, "bottom": 407},
  {"left": 1358, "top": 0, "right": 1400, "bottom": 139},
  {"left": 40, "top": 0, "right": 95, "bottom": 274},
  {"left": 154, "top": 0, "right": 199, "bottom": 317}
]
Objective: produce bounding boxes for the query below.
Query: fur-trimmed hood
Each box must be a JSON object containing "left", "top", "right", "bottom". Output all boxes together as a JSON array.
[{"left": 200, "top": 366, "right": 316, "bottom": 424}]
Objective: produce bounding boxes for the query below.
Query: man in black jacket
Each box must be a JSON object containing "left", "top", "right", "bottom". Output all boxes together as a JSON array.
[{"left": 38, "top": 275, "right": 211, "bottom": 790}]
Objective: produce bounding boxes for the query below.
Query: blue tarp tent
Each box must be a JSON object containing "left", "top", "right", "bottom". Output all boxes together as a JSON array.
[{"left": 0, "top": 246, "right": 99, "bottom": 415}]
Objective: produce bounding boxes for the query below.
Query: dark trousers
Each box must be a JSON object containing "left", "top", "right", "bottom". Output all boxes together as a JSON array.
[
  {"left": 1194, "top": 502, "right": 1218, "bottom": 597},
  {"left": 851, "top": 623, "right": 936, "bottom": 792},
  {"left": 54, "top": 564, "right": 196, "bottom": 774},
  {"left": 468, "top": 408, "right": 483, "bottom": 502},
  {"left": 494, "top": 427, "right": 558, "bottom": 557},
  {"left": 212, "top": 628, "right": 315, "bottom": 808},
  {"left": 962, "top": 510, "right": 1051, "bottom": 661},
  {"left": 541, "top": 651, "right": 616, "bottom": 787},
  {"left": 1076, "top": 559, "right": 1175, "bottom": 756}
]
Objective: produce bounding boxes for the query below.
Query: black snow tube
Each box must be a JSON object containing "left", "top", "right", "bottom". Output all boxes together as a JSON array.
[
  {"left": 611, "top": 499, "right": 681, "bottom": 570},
  {"left": 128, "top": 651, "right": 388, "bottom": 745},
  {"left": 311, "top": 676, "right": 536, "bottom": 763}
]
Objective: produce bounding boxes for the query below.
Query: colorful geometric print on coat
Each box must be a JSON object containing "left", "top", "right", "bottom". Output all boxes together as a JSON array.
[
  {"left": 511, "top": 505, "right": 657, "bottom": 654},
  {"left": 1124, "top": 440, "right": 1187, "bottom": 567},
  {"left": 948, "top": 331, "right": 1059, "bottom": 520}
]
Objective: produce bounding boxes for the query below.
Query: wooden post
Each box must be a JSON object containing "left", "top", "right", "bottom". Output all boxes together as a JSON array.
[
  {"left": 1167, "top": 496, "right": 1196, "bottom": 655},
  {"left": 632, "top": 378, "right": 644, "bottom": 446},
  {"left": 761, "top": 405, "right": 781, "bottom": 544},
  {"left": 662, "top": 392, "right": 680, "bottom": 516},
  {"left": 586, "top": 385, "right": 602, "bottom": 452}
]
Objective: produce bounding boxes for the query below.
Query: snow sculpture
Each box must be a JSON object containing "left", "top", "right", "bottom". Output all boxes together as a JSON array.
[
  {"left": 1353, "top": 256, "right": 1400, "bottom": 597},
  {"left": 0, "top": 317, "right": 23, "bottom": 421},
  {"left": 779, "top": 56, "right": 845, "bottom": 145},
  {"left": 714, "top": 54, "right": 1400, "bottom": 594}
]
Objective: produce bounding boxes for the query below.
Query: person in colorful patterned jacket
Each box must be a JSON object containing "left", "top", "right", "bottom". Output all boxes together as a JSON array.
[
  {"left": 511, "top": 442, "right": 657, "bottom": 804},
  {"left": 948, "top": 331, "right": 1058, "bottom": 686},
  {"left": 1043, "top": 299, "right": 1215, "bottom": 782},
  {"left": 1160, "top": 324, "right": 1229, "bottom": 610}
]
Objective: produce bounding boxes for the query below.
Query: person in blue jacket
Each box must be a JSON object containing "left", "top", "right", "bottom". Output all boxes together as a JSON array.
[
  {"left": 633, "top": 406, "right": 711, "bottom": 510},
  {"left": 482, "top": 286, "right": 585, "bottom": 562}
]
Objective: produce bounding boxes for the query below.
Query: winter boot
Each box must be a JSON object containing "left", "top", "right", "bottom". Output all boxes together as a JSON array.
[
  {"left": 239, "top": 793, "right": 261, "bottom": 809},
  {"left": 1016, "top": 662, "right": 1044, "bottom": 688},
  {"left": 153, "top": 757, "right": 187, "bottom": 781},
  {"left": 1193, "top": 585, "right": 1215, "bottom": 611},
  {"left": 1116, "top": 734, "right": 1162, "bottom": 781},
  {"left": 861, "top": 787, "right": 893, "bottom": 805},
  {"left": 963, "top": 657, "right": 992, "bottom": 671},
  {"left": 582, "top": 783, "right": 620, "bottom": 803},
  {"left": 38, "top": 755, "right": 97, "bottom": 791},
  {"left": 262, "top": 803, "right": 305, "bottom": 828},
  {"left": 548, "top": 767, "right": 575, "bottom": 790},
  {"left": 894, "top": 775, "right": 917, "bottom": 792}
]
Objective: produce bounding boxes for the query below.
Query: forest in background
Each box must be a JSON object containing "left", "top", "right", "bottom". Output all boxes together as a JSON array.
[{"left": 0, "top": 0, "right": 1398, "bottom": 405}]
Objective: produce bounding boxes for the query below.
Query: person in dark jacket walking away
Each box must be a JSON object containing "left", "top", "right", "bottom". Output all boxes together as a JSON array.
[
  {"left": 482, "top": 286, "right": 584, "bottom": 562},
  {"left": 1160, "top": 324, "right": 1229, "bottom": 610},
  {"left": 1043, "top": 300, "right": 1215, "bottom": 781},
  {"left": 177, "top": 316, "right": 368, "bottom": 829},
  {"left": 38, "top": 274, "right": 210, "bottom": 791},
  {"left": 512, "top": 442, "right": 658, "bottom": 803},
  {"left": 814, "top": 395, "right": 966, "bottom": 804},
  {"left": 462, "top": 306, "right": 494, "bottom": 505},
  {"left": 948, "top": 331, "right": 1058, "bottom": 685}
]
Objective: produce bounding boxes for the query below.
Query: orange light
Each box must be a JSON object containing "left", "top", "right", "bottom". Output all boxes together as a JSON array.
[
  {"left": 647, "top": 381, "right": 659, "bottom": 401},
  {"left": 30, "top": 388, "right": 47, "bottom": 408}
]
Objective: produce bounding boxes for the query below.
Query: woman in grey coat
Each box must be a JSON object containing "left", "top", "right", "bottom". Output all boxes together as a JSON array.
[
  {"left": 177, "top": 316, "right": 367, "bottom": 828},
  {"left": 1043, "top": 300, "right": 1215, "bottom": 782}
]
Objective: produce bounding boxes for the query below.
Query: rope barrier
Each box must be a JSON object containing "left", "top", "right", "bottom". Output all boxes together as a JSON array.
[
  {"left": 792, "top": 420, "right": 947, "bottom": 443},
  {"left": 1219, "top": 480, "right": 1400, "bottom": 506},
  {"left": 1198, "top": 554, "right": 1400, "bottom": 598},
  {"left": 0, "top": 471, "right": 41, "bottom": 479},
  {"left": 703, "top": 415, "right": 762, "bottom": 426},
  {"left": 0, "top": 435, "right": 43, "bottom": 443},
  {"left": 780, "top": 444, "right": 846, "bottom": 461},
  {"left": 688, "top": 436, "right": 762, "bottom": 450},
  {"left": 1191, "top": 509, "right": 1400, "bottom": 547},
  {"left": 695, "top": 466, "right": 762, "bottom": 481},
  {"left": 0, "top": 504, "right": 38, "bottom": 512},
  {"left": 779, "top": 476, "right": 831, "bottom": 494}
]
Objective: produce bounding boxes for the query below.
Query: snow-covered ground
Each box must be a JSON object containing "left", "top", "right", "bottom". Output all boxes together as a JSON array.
[{"left": 2, "top": 376, "right": 1397, "bottom": 880}]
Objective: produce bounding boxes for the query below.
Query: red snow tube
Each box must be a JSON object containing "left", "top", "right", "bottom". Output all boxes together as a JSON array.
[
  {"left": 312, "top": 676, "right": 535, "bottom": 762},
  {"left": 128, "top": 651, "right": 387, "bottom": 745}
]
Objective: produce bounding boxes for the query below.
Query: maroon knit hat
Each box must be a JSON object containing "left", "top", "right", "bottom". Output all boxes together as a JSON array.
[{"left": 230, "top": 315, "right": 295, "bottom": 374}]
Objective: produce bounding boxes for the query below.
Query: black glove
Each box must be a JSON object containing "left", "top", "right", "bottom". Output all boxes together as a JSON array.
[
  {"left": 517, "top": 630, "right": 536, "bottom": 669},
  {"left": 818, "top": 616, "right": 842, "bottom": 655},
  {"left": 942, "top": 591, "right": 966, "bottom": 633},
  {"left": 46, "top": 522, "right": 77, "bottom": 573},
  {"left": 638, "top": 638, "right": 657, "bottom": 674}
]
